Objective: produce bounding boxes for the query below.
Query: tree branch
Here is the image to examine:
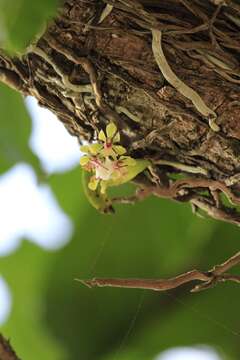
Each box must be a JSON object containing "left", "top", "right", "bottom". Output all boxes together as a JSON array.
[
  {"left": 0, "top": 334, "right": 20, "bottom": 360},
  {"left": 77, "top": 251, "right": 240, "bottom": 293}
]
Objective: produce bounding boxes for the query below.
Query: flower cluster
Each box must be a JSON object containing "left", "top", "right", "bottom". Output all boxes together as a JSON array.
[{"left": 80, "top": 122, "right": 136, "bottom": 193}]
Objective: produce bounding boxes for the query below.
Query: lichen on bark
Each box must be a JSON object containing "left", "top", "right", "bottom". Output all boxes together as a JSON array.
[{"left": 1, "top": 0, "right": 240, "bottom": 224}]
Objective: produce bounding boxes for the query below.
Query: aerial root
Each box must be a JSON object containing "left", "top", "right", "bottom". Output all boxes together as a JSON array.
[{"left": 152, "top": 28, "right": 219, "bottom": 132}]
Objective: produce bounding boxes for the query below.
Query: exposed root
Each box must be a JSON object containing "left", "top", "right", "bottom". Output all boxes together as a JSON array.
[
  {"left": 98, "top": 4, "right": 114, "bottom": 24},
  {"left": 152, "top": 29, "right": 219, "bottom": 131},
  {"left": 28, "top": 45, "right": 93, "bottom": 93},
  {"left": 112, "top": 175, "right": 240, "bottom": 226},
  {"left": 153, "top": 159, "right": 208, "bottom": 176}
]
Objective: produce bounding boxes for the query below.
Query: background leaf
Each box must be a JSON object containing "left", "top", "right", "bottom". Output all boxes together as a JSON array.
[
  {"left": 37, "top": 168, "right": 218, "bottom": 359},
  {"left": 0, "top": 159, "right": 239, "bottom": 360},
  {"left": 1, "top": 240, "right": 66, "bottom": 360},
  {"left": 0, "top": 83, "right": 42, "bottom": 175},
  {"left": 0, "top": 0, "right": 59, "bottom": 52}
]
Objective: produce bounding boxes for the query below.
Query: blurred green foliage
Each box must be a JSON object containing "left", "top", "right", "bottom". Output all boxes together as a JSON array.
[
  {"left": 0, "top": 2, "right": 240, "bottom": 360},
  {"left": 0, "top": 0, "right": 59, "bottom": 52},
  {"left": 0, "top": 83, "right": 42, "bottom": 175},
  {"left": 1, "top": 159, "right": 240, "bottom": 359}
]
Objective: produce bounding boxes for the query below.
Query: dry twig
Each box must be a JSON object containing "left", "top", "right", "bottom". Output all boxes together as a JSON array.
[{"left": 77, "top": 251, "right": 240, "bottom": 293}]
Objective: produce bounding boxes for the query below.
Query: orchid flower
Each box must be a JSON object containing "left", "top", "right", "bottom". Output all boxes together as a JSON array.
[
  {"left": 80, "top": 122, "right": 148, "bottom": 194},
  {"left": 98, "top": 122, "right": 126, "bottom": 158}
]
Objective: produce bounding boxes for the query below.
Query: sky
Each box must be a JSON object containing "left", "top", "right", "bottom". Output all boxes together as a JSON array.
[
  {"left": 0, "top": 97, "right": 80, "bottom": 324},
  {"left": 0, "top": 97, "right": 222, "bottom": 359},
  {"left": 0, "top": 96, "right": 80, "bottom": 257},
  {"left": 156, "top": 347, "right": 221, "bottom": 360},
  {"left": 27, "top": 96, "right": 80, "bottom": 174}
]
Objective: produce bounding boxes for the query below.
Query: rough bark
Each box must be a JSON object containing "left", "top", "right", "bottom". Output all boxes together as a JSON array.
[
  {"left": 1, "top": 0, "right": 240, "bottom": 224},
  {"left": 0, "top": 334, "right": 20, "bottom": 360}
]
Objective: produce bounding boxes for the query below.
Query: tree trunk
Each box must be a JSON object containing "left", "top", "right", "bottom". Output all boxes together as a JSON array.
[
  {"left": 1, "top": 0, "right": 240, "bottom": 224},
  {"left": 0, "top": 334, "right": 20, "bottom": 360}
]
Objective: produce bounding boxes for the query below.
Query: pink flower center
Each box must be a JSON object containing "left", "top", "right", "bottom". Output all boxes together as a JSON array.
[{"left": 105, "top": 141, "right": 112, "bottom": 149}]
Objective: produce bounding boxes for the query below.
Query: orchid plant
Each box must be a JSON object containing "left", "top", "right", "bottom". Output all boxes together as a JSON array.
[{"left": 80, "top": 122, "right": 150, "bottom": 206}]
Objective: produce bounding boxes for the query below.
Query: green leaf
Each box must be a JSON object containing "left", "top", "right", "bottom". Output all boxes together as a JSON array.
[
  {"left": 0, "top": 0, "right": 59, "bottom": 52},
  {"left": 101, "top": 222, "right": 240, "bottom": 360},
  {"left": 0, "top": 167, "right": 219, "bottom": 360},
  {"left": 1, "top": 241, "right": 66, "bottom": 360},
  {"left": 0, "top": 83, "right": 42, "bottom": 175},
  {"left": 41, "top": 168, "right": 217, "bottom": 359},
  {"left": 102, "top": 283, "right": 238, "bottom": 360}
]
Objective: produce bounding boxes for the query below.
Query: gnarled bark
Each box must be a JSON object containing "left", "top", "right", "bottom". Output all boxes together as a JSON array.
[
  {"left": 1, "top": 0, "right": 240, "bottom": 224},
  {"left": 0, "top": 334, "right": 20, "bottom": 360}
]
